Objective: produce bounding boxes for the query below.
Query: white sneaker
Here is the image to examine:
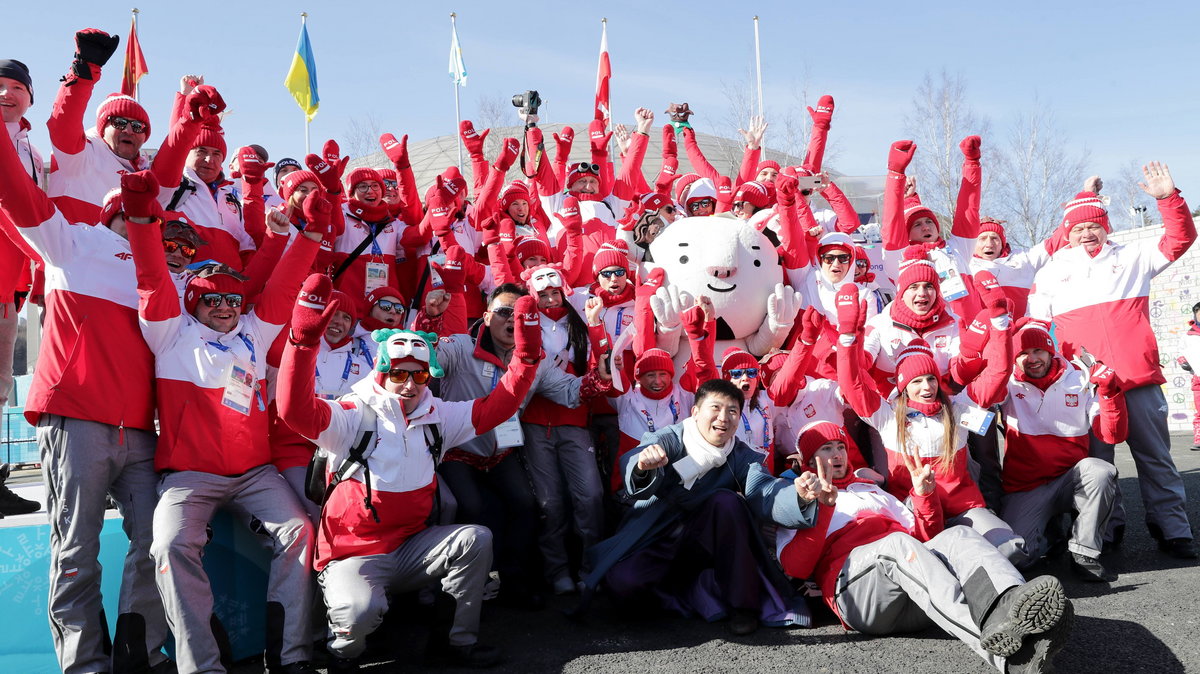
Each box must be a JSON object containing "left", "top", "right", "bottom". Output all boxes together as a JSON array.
[{"left": 552, "top": 575, "right": 577, "bottom": 595}]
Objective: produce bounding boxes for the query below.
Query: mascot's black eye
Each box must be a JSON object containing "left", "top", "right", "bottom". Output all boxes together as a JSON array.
[
  {"left": 753, "top": 259, "right": 761, "bottom": 267},
  {"left": 680, "top": 255, "right": 689, "bottom": 264}
]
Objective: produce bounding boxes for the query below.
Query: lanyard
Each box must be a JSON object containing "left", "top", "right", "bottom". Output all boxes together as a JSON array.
[
  {"left": 207, "top": 334, "right": 265, "bottom": 411},
  {"left": 741, "top": 408, "right": 769, "bottom": 448},
  {"left": 640, "top": 398, "right": 679, "bottom": 433},
  {"left": 613, "top": 306, "right": 626, "bottom": 336},
  {"left": 490, "top": 365, "right": 501, "bottom": 391}
]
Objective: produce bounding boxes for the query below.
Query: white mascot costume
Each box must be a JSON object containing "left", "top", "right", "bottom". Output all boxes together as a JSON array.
[{"left": 647, "top": 216, "right": 802, "bottom": 372}]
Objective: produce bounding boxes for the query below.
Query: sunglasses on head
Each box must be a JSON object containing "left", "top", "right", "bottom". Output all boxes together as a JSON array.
[
  {"left": 199, "top": 293, "right": 243, "bottom": 308},
  {"left": 571, "top": 162, "right": 601, "bottom": 175},
  {"left": 387, "top": 368, "right": 431, "bottom": 384},
  {"left": 489, "top": 305, "right": 516, "bottom": 319},
  {"left": 598, "top": 268, "right": 627, "bottom": 279},
  {"left": 108, "top": 117, "right": 147, "bottom": 134},
  {"left": 821, "top": 253, "right": 852, "bottom": 265},
  {"left": 163, "top": 240, "right": 197, "bottom": 258},
  {"left": 727, "top": 367, "right": 759, "bottom": 379},
  {"left": 375, "top": 299, "right": 404, "bottom": 314}
]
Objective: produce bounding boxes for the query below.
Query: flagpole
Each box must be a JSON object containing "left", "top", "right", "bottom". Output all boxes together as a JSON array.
[
  {"left": 753, "top": 16, "right": 764, "bottom": 121},
  {"left": 131, "top": 8, "right": 140, "bottom": 103},
  {"left": 451, "top": 12, "right": 463, "bottom": 171},
  {"left": 301, "top": 12, "right": 310, "bottom": 155}
]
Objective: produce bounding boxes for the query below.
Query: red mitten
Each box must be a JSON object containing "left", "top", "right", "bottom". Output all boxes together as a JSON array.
[
  {"left": 661, "top": 124, "right": 678, "bottom": 159},
  {"left": 481, "top": 217, "right": 500, "bottom": 247},
  {"left": 799, "top": 306, "right": 826, "bottom": 346},
  {"left": 682, "top": 304, "right": 706, "bottom": 340},
  {"left": 716, "top": 175, "right": 734, "bottom": 212},
  {"left": 513, "top": 295, "right": 542, "bottom": 362},
  {"left": 460, "top": 120, "right": 489, "bottom": 157},
  {"left": 290, "top": 274, "right": 340, "bottom": 347},
  {"left": 435, "top": 245, "right": 467, "bottom": 292},
  {"left": 321, "top": 139, "right": 347, "bottom": 176},
  {"left": 806, "top": 95, "right": 835, "bottom": 130},
  {"left": 301, "top": 191, "right": 334, "bottom": 240},
  {"left": 379, "top": 133, "right": 410, "bottom": 170},
  {"left": 305, "top": 153, "right": 343, "bottom": 195},
  {"left": 959, "top": 135, "right": 982, "bottom": 161},
  {"left": 589, "top": 119, "right": 612, "bottom": 156},
  {"left": 186, "top": 85, "right": 226, "bottom": 123},
  {"left": 497, "top": 217, "right": 516, "bottom": 249},
  {"left": 959, "top": 314, "right": 989, "bottom": 360},
  {"left": 637, "top": 267, "right": 667, "bottom": 299},
  {"left": 654, "top": 157, "right": 679, "bottom": 194},
  {"left": 120, "top": 170, "right": 162, "bottom": 221},
  {"left": 428, "top": 177, "right": 455, "bottom": 239},
  {"left": 560, "top": 196, "right": 583, "bottom": 235},
  {"left": 975, "top": 270, "right": 1008, "bottom": 316},
  {"left": 775, "top": 173, "right": 799, "bottom": 208},
  {"left": 1090, "top": 362, "right": 1121, "bottom": 398},
  {"left": 835, "top": 283, "right": 863, "bottom": 335},
  {"left": 232, "top": 146, "right": 273, "bottom": 184},
  {"left": 553, "top": 127, "right": 575, "bottom": 163},
  {"left": 495, "top": 137, "right": 520, "bottom": 172},
  {"left": 887, "top": 140, "right": 917, "bottom": 174}
]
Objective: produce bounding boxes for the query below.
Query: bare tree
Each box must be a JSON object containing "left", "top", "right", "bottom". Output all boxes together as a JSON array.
[
  {"left": 770, "top": 68, "right": 842, "bottom": 172},
  {"left": 988, "top": 99, "right": 1090, "bottom": 248},
  {"left": 342, "top": 112, "right": 383, "bottom": 160},
  {"left": 1108, "top": 159, "right": 1156, "bottom": 231},
  {"left": 903, "top": 71, "right": 991, "bottom": 224},
  {"left": 473, "top": 92, "right": 511, "bottom": 159},
  {"left": 715, "top": 68, "right": 757, "bottom": 173}
]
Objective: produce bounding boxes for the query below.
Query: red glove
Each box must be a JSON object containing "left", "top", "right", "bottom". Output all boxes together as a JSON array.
[
  {"left": 553, "top": 127, "right": 575, "bottom": 163},
  {"left": 887, "top": 140, "right": 917, "bottom": 174},
  {"left": 290, "top": 274, "right": 340, "bottom": 347},
  {"left": 301, "top": 191, "right": 334, "bottom": 240},
  {"left": 959, "top": 135, "right": 982, "bottom": 161},
  {"left": 661, "top": 124, "right": 678, "bottom": 159},
  {"left": 513, "top": 295, "right": 543, "bottom": 363},
  {"left": 495, "top": 137, "right": 520, "bottom": 172},
  {"left": 799, "top": 306, "right": 826, "bottom": 346},
  {"left": 806, "top": 95, "right": 835, "bottom": 130},
  {"left": 775, "top": 173, "right": 799, "bottom": 208},
  {"left": 231, "top": 146, "right": 273, "bottom": 184},
  {"left": 1090, "top": 362, "right": 1121, "bottom": 398},
  {"left": 120, "top": 170, "right": 163, "bottom": 221},
  {"left": 559, "top": 196, "right": 583, "bottom": 235},
  {"left": 186, "top": 85, "right": 226, "bottom": 123},
  {"left": 589, "top": 119, "right": 612, "bottom": 156},
  {"left": 435, "top": 245, "right": 467, "bottom": 292},
  {"left": 835, "top": 283, "right": 864, "bottom": 335},
  {"left": 637, "top": 267, "right": 667, "bottom": 299},
  {"left": 715, "top": 175, "right": 734, "bottom": 212},
  {"left": 460, "top": 120, "right": 489, "bottom": 157},
  {"left": 959, "top": 314, "right": 989, "bottom": 360},
  {"left": 379, "top": 133, "right": 410, "bottom": 170}
]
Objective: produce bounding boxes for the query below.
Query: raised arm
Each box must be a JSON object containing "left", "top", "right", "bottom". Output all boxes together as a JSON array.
[
  {"left": 380, "top": 133, "right": 424, "bottom": 226},
  {"left": 964, "top": 283, "right": 1014, "bottom": 407},
  {"left": 524, "top": 125, "right": 560, "bottom": 196},
  {"left": 47, "top": 30, "right": 120, "bottom": 155},
  {"left": 951, "top": 136, "right": 982, "bottom": 239},
  {"left": 253, "top": 193, "right": 326, "bottom": 325},
  {"left": 465, "top": 296, "right": 542, "bottom": 435},
  {"left": 151, "top": 86, "right": 225, "bottom": 189},
  {"left": 681, "top": 127, "right": 721, "bottom": 183},
  {"left": 768, "top": 308, "right": 823, "bottom": 406},
  {"left": 735, "top": 115, "right": 767, "bottom": 187},
  {"left": 123, "top": 172, "right": 184, "bottom": 351},
  {"left": 459, "top": 121, "right": 491, "bottom": 194},
  {"left": 1140, "top": 162, "right": 1197, "bottom": 263},
  {"left": 882, "top": 141, "right": 917, "bottom": 253},
  {"left": 278, "top": 275, "right": 345, "bottom": 439},
  {"left": 802, "top": 96, "right": 834, "bottom": 173},
  {"left": 612, "top": 111, "right": 652, "bottom": 201},
  {"left": 834, "top": 284, "right": 884, "bottom": 419},
  {"left": 818, "top": 179, "right": 862, "bottom": 235}
]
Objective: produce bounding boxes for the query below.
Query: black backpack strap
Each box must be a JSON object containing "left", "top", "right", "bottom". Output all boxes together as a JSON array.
[
  {"left": 166, "top": 177, "right": 196, "bottom": 212},
  {"left": 408, "top": 239, "right": 442, "bottom": 314},
  {"left": 332, "top": 217, "right": 385, "bottom": 281},
  {"left": 320, "top": 429, "right": 374, "bottom": 506}
]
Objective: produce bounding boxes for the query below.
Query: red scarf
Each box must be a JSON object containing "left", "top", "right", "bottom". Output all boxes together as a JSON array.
[
  {"left": 1189, "top": 320, "right": 1200, "bottom": 337},
  {"left": 905, "top": 397, "right": 943, "bottom": 417},
  {"left": 347, "top": 198, "right": 391, "bottom": 224},
  {"left": 889, "top": 297, "right": 950, "bottom": 333},
  {"left": 591, "top": 282, "right": 635, "bottom": 308},
  {"left": 640, "top": 382, "right": 674, "bottom": 401},
  {"left": 541, "top": 305, "right": 569, "bottom": 321},
  {"left": 1013, "top": 357, "right": 1065, "bottom": 393}
]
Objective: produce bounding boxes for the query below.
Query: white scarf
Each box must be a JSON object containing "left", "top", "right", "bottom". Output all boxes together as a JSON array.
[{"left": 674, "top": 417, "right": 735, "bottom": 490}]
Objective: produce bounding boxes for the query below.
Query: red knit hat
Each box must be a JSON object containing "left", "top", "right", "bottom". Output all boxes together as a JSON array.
[
  {"left": 896, "top": 245, "right": 940, "bottom": 291},
  {"left": 377, "top": 168, "right": 398, "bottom": 183},
  {"left": 592, "top": 240, "right": 631, "bottom": 275},
  {"left": 1061, "top": 191, "right": 1110, "bottom": 233},
  {"left": 98, "top": 187, "right": 123, "bottom": 227},
  {"left": 673, "top": 173, "right": 702, "bottom": 204},
  {"left": 345, "top": 167, "right": 383, "bottom": 192},
  {"left": 1011, "top": 318, "right": 1054, "bottom": 356},
  {"left": 756, "top": 160, "right": 781, "bottom": 175},
  {"left": 895, "top": 339, "right": 941, "bottom": 391},
  {"left": 329, "top": 289, "right": 359, "bottom": 323},
  {"left": 720, "top": 347, "right": 759, "bottom": 377},
  {"left": 499, "top": 182, "right": 531, "bottom": 213},
  {"left": 514, "top": 236, "right": 551, "bottom": 266},
  {"left": 734, "top": 181, "right": 772, "bottom": 209},
  {"left": 816, "top": 232, "right": 854, "bottom": 258},
  {"left": 96, "top": 93, "right": 150, "bottom": 137},
  {"left": 903, "top": 195, "right": 938, "bottom": 234},
  {"left": 279, "top": 170, "right": 320, "bottom": 201},
  {"left": 852, "top": 245, "right": 874, "bottom": 282},
  {"left": 796, "top": 421, "right": 850, "bottom": 466},
  {"left": 978, "top": 217, "right": 1011, "bottom": 256},
  {"left": 184, "top": 272, "right": 245, "bottom": 315},
  {"left": 364, "top": 285, "right": 404, "bottom": 312},
  {"left": 635, "top": 348, "right": 676, "bottom": 378},
  {"left": 193, "top": 120, "right": 226, "bottom": 156}
]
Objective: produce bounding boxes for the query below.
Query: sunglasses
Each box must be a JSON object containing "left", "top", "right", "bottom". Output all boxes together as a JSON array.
[
  {"left": 855, "top": 260, "right": 870, "bottom": 269},
  {"left": 821, "top": 254, "right": 852, "bottom": 265},
  {"left": 108, "top": 116, "right": 147, "bottom": 134},
  {"left": 732, "top": 201, "right": 752, "bottom": 211},
  {"left": 598, "top": 268, "right": 627, "bottom": 279},
  {"left": 382, "top": 179, "right": 398, "bottom": 189},
  {"left": 727, "top": 368, "right": 759, "bottom": 379},
  {"left": 199, "top": 293, "right": 243, "bottom": 308},
  {"left": 489, "top": 306, "right": 516, "bottom": 319},
  {"left": 661, "top": 205, "right": 677, "bottom": 215},
  {"left": 571, "top": 162, "right": 601, "bottom": 175},
  {"left": 375, "top": 299, "right": 404, "bottom": 314},
  {"left": 163, "top": 240, "right": 197, "bottom": 258},
  {"left": 689, "top": 198, "right": 715, "bottom": 211},
  {"left": 387, "top": 368, "right": 431, "bottom": 384}
]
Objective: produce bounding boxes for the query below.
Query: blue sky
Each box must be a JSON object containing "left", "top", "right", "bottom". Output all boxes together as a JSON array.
[{"left": 8, "top": 0, "right": 1200, "bottom": 194}]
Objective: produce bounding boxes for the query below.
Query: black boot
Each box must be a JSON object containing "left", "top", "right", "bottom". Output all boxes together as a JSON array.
[
  {"left": 978, "top": 576, "right": 1069, "bottom": 658},
  {"left": 1005, "top": 600, "right": 1074, "bottom": 673},
  {"left": 1070, "top": 553, "right": 1117, "bottom": 582},
  {"left": 0, "top": 464, "right": 38, "bottom": 517}
]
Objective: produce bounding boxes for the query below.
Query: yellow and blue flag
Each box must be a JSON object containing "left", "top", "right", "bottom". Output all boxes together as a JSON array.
[
  {"left": 449, "top": 22, "right": 467, "bottom": 87},
  {"left": 284, "top": 22, "right": 319, "bottom": 121}
]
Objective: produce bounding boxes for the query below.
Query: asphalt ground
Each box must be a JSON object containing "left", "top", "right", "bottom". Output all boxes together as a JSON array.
[{"left": 224, "top": 432, "right": 1200, "bottom": 674}]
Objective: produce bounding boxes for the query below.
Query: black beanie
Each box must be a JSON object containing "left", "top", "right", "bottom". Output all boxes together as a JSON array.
[{"left": 0, "top": 59, "right": 33, "bottom": 105}]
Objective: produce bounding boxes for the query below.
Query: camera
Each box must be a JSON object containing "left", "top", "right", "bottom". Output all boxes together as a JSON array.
[{"left": 512, "top": 90, "right": 542, "bottom": 116}]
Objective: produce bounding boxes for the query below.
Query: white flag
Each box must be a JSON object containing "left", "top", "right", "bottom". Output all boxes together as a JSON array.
[{"left": 449, "top": 23, "right": 467, "bottom": 87}]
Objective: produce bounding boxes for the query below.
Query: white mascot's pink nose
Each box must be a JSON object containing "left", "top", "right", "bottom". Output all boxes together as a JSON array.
[{"left": 707, "top": 265, "right": 736, "bottom": 279}]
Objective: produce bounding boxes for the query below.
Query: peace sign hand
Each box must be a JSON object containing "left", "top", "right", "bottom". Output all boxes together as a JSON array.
[
  {"left": 900, "top": 444, "right": 935, "bottom": 496},
  {"left": 814, "top": 457, "right": 838, "bottom": 506}
]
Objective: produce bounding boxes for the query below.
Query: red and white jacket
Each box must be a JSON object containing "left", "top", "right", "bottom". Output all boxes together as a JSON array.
[
  {"left": 862, "top": 306, "right": 960, "bottom": 394},
  {"left": 277, "top": 344, "right": 536, "bottom": 571},
  {"left": 161, "top": 168, "right": 257, "bottom": 268},
  {"left": 968, "top": 245, "right": 1054, "bottom": 319},
  {"left": 1000, "top": 358, "right": 1127, "bottom": 493},
  {"left": 1, "top": 119, "right": 44, "bottom": 303},
  {"left": 1029, "top": 191, "right": 1196, "bottom": 388},
  {"left": 46, "top": 69, "right": 148, "bottom": 225},
  {"left": 130, "top": 218, "right": 318, "bottom": 474}
]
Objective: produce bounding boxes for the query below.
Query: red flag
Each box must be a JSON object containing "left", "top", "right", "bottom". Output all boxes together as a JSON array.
[
  {"left": 593, "top": 22, "right": 610, "bottom": 125},
  {"left": 121, "top": 16, "right": 149, "bottom": 98}
]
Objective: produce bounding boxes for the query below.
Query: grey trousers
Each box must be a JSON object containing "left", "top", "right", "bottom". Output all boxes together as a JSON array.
[
  {"left": 151, "top": 465, "right": 314, "bottom": 673},
  {"left": 521, "top": 423, "right": 604, "bottom": 582},
  {"left": 1001, "top": 458, "right": 1117, "bottom": 559},
  {"left": 834, "top": 526, "right": 1025, "bottom": 672},
  {"left": 37, "top": 413, "right": 170, "bottom": 674},
  {"left": 319, "top": 524, "right": 493, "bottom": 658},
  {"left": 946, "top": 507, "right": 1033, "bottom": 569},
  {"left": 281, "top": 464, "right": 323, "bottom": 525},
  {"left": 1090, "top": 384, "right": 1192, "bottom": 540}
]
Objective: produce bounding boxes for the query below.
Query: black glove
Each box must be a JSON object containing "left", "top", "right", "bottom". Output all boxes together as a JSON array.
[{"left": 74, "top": 29, "right": 120, "bottom": 68}]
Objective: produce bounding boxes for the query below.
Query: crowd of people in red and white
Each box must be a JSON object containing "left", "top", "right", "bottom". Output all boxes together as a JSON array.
[{"left": 3, "top": 27, "right": 1200, "bottom": 674}]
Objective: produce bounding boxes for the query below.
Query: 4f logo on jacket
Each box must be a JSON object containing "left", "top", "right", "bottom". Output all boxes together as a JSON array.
[{"left": 114, "top": 252, "right": 133, "bottom": 260}]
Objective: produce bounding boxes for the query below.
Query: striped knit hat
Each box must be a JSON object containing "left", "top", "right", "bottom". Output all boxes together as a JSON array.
[
  {"left": 1061, "top": 191, "right": 1110, "bottom": 233},
  {"left": 895, "top": 339, "right": 940, "bottom": 391}
]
